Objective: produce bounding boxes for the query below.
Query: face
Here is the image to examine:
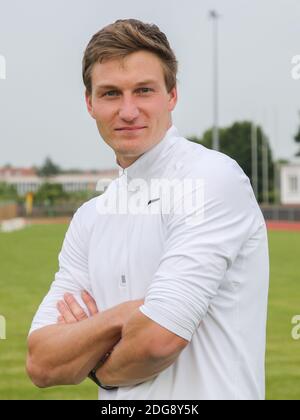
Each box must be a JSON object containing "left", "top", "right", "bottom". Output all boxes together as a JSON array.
[{"left": 85, "top": 50, "right": 178, "bottom": 168}]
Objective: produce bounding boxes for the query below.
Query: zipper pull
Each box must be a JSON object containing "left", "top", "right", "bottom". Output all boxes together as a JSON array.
[{"left": 120, "top": 274, "right": 127, "bottom": 287}]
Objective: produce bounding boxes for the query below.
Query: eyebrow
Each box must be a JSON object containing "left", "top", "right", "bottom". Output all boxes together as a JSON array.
[{"left": 95, "top": 79, "right": 159, "bottom": 92}]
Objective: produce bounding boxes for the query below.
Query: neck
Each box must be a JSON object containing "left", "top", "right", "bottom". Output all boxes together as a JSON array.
[{"left": 116, "top": 155, "right": 142, "bottom": 170}]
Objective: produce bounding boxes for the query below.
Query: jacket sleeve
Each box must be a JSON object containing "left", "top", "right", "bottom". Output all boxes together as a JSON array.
[
  {"left": 28, "top": 204, "right": 92, "bottom": 335},
  {"left": 139, "top": 159, "right": 263, "bottom": 342}
]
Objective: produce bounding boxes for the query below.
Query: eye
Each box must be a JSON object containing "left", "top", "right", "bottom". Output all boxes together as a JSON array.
[
  {"left": 103, "top": 90, "right": 119, "bottom": 97},
  {"left": 137, "top": 87, "right": 153, "bottom": 94}
]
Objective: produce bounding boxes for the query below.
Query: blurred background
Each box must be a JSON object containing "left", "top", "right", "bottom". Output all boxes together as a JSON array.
[{"left": 0, "top": 0, "right": 300, "bottom": 400}]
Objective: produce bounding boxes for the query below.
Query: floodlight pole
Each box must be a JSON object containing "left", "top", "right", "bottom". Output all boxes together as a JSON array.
[
  {"left": 209, "top": 10, "right": 220, "bottom": 151},
  {"left": 251, "top": 123, "right": 259, "bottom": 199}
]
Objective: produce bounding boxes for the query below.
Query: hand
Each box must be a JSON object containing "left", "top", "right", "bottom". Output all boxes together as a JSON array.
[
  {"left": 57, "top": 292, "right": 144, "bottom": 329},
  {"left": 57, "top": 291, "right": 99, "bottom": 324}
]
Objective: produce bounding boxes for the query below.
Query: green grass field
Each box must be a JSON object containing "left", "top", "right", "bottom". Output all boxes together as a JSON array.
[{"left": 0, "top": 224, "right": 299, "bottom": 400}]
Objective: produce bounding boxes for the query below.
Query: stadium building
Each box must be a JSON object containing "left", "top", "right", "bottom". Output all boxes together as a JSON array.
[
  {"left": 280, "top": 162, "right": 300, "bottom": 205},
  {"left": 0, "top": 167, "right": 118, "bottom": 196}
]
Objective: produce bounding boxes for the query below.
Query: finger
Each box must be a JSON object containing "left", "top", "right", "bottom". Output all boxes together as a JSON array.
[
  {"left": 81, "top": 290, "right": 99, "bottom": 316},
  {"left": 57, "top": 315, "right": 65, "bottom": 324},
  {"left": 57, "top": 300, "right": 77, "bottom": 323},
  {"left": 64, "top": 293, "right": 88, "bottom": 322}
]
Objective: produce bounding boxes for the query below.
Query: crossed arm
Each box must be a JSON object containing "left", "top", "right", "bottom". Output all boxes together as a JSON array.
[{"left": 26, "top": 291, "right": 188, "bottom": 388}]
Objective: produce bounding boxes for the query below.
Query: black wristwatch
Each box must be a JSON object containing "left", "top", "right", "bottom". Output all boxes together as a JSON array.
[
  {"left": 88, "top": 368, "right": 118, "bottom": 390},
  {"left": 88, "top": 349, "right": 119, "bottom": 390}
]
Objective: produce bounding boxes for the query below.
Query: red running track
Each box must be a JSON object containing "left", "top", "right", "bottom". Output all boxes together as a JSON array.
[{"left": 267, "top": 221, "right": 300, "bottom": 232}]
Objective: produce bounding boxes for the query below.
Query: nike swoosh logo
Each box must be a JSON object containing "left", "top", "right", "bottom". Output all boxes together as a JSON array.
[{"left": 148, "top": 198, "right": 161, "bottom": 206}]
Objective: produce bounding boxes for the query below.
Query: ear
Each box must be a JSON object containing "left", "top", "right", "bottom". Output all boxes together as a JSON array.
[
  {"left": 85, "top": 90, "right": 95, "bottom": 119},
  {"left": 167, "top": 85, "right": 178, "bottom": 112}
]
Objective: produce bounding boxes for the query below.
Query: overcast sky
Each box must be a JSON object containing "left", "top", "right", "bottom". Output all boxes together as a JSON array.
[{"left": 0, "top": 0, "right": 299, "bottom": 170}]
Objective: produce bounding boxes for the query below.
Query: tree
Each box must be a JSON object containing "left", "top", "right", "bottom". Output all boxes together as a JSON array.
[
  {"left": 188, "top": 121, "right": 274, "bottom": 203},
  {"left": 37, "top": 157, "right": 61, "bottom": 177},
  {"left": 294, "top": 111, "right": 300, "bottom": 156},
  {"left": 0, "top": 182, "right": 18, "bottom": 201},
  {"left": 35, "top": 183, "right": 67, "bottom": 205}
]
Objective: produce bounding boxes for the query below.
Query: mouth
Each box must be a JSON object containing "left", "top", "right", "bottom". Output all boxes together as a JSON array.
[{"left": 115, "top": 126, "right": 147, "bottom": 133}]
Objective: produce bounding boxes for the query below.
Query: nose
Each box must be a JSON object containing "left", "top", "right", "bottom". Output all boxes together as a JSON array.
[{"left": 118, "top": 95, "right": 140, "bottom": 121}]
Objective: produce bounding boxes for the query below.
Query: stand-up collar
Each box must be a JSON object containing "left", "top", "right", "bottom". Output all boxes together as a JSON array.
[{"left": 116, "top": 125, "right": 180, "bottom": 185}]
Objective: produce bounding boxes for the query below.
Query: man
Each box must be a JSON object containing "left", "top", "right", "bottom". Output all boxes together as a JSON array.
[{"left": 26, "top": 19, "right": 269, "bottom": 400}]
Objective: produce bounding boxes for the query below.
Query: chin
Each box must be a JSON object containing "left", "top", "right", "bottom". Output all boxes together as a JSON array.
[
  {"left": 115, "top": 140, "right": 146, "bottom": 152},
  {"left": 117, "top": 148, "right": 143, "bottom": 158}
]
